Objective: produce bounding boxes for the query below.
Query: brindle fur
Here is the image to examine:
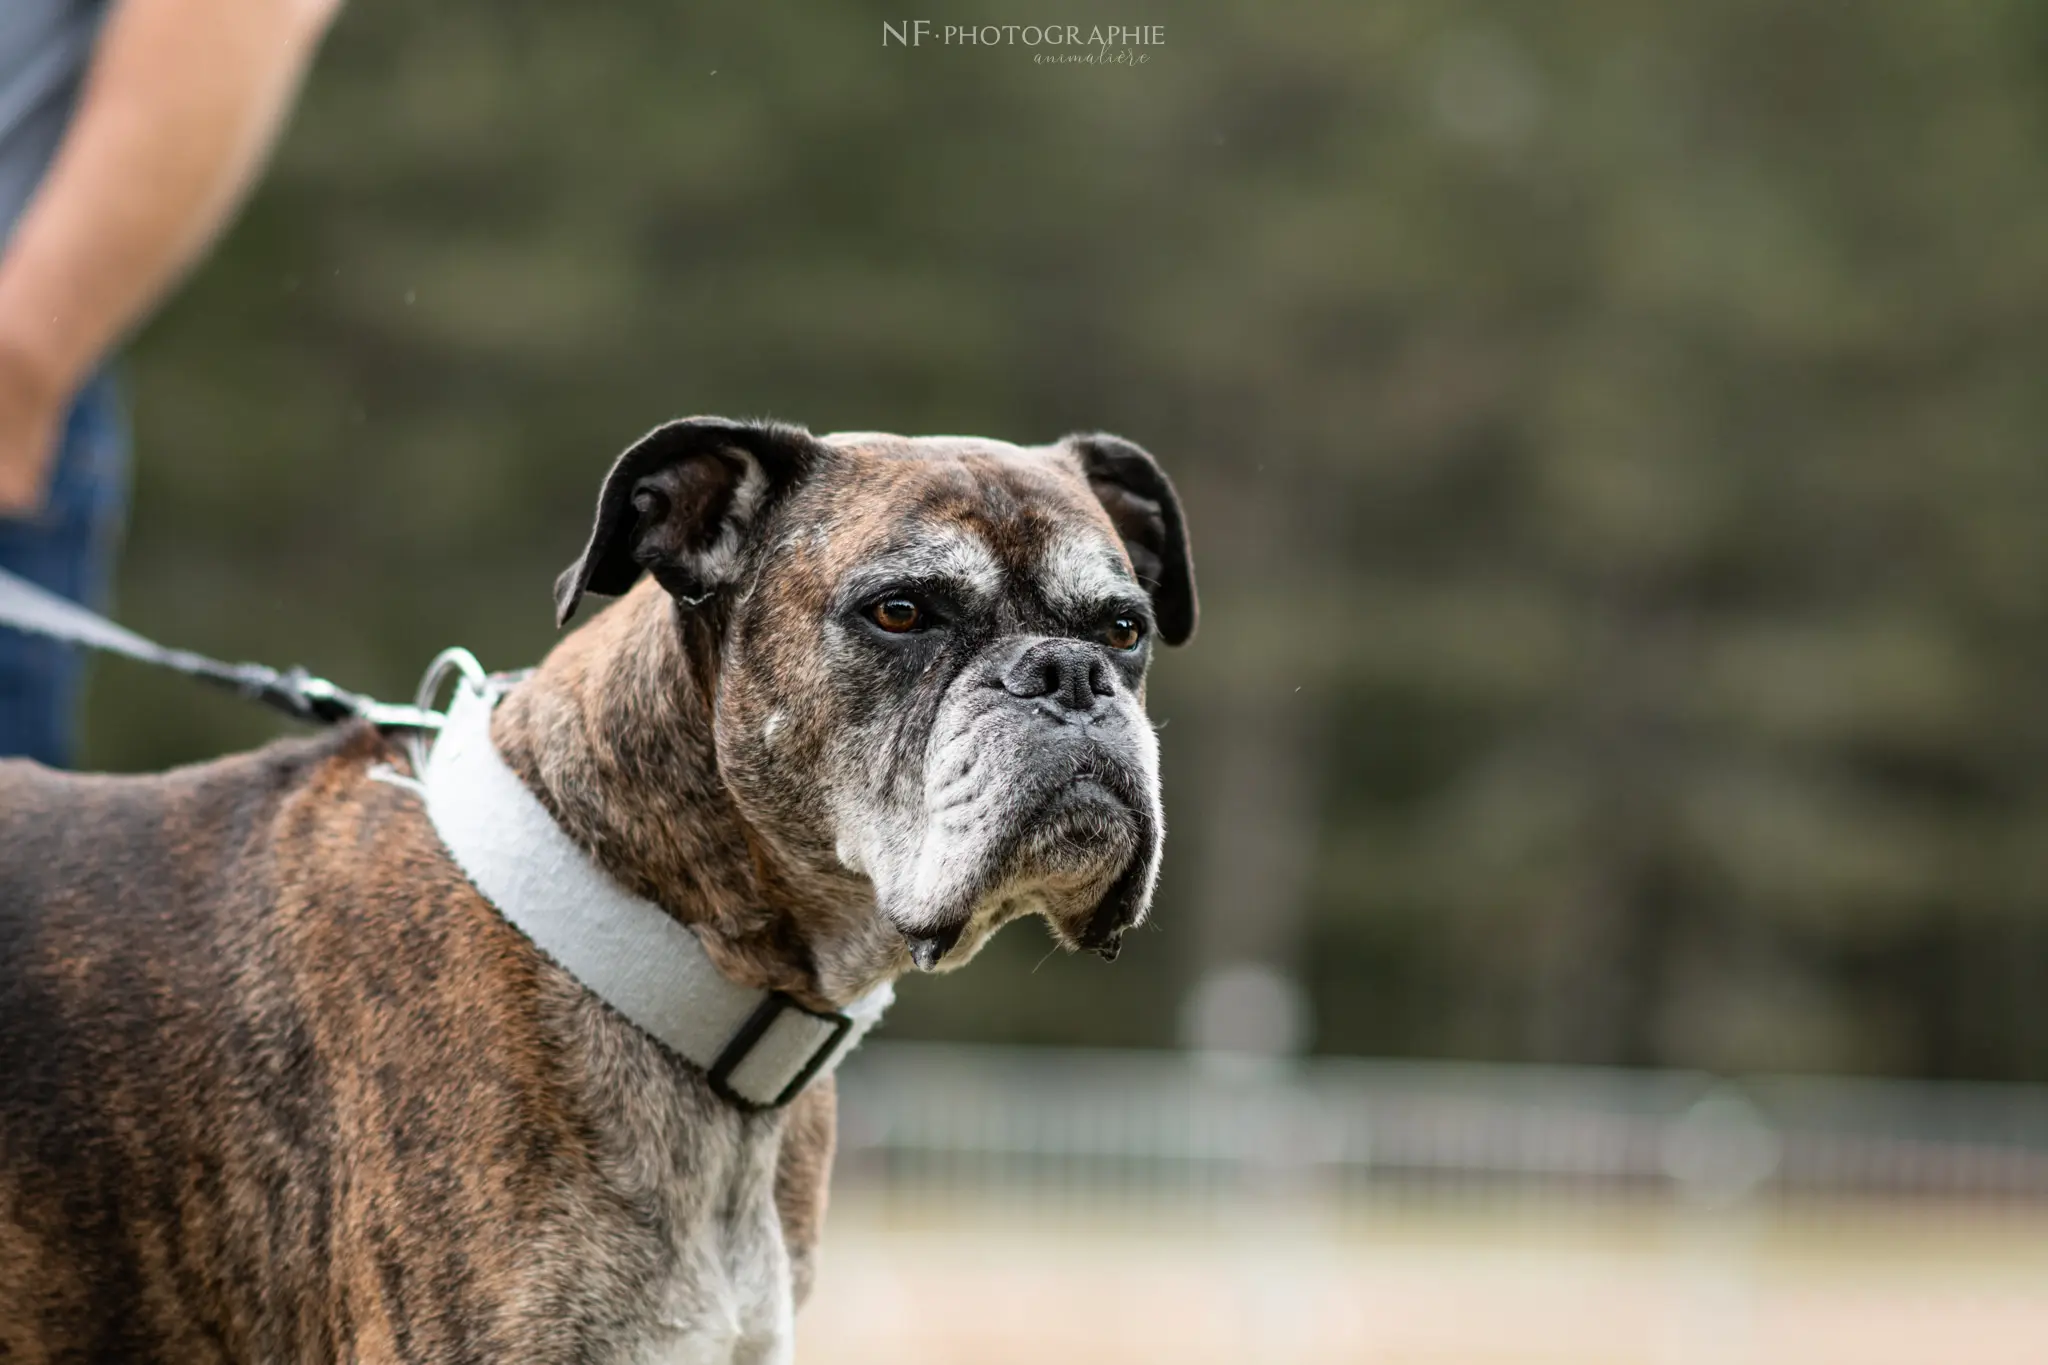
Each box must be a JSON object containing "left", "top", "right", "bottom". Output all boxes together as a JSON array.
[{"left": 0, "top": 421, "right": 1193, "bottom": 1363}]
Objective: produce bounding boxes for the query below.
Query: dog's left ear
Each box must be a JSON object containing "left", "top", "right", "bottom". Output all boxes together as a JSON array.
[
  {"left": 1063, "top": 433, "right": 1198, "bottom": 646},
  {"left": 554, "top": 418, "right": 818, "bottom": 626}
]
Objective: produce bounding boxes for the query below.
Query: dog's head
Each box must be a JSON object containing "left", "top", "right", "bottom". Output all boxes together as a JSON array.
[{"left": 554, "top": 419, "right": 1195, "bottom": 980}]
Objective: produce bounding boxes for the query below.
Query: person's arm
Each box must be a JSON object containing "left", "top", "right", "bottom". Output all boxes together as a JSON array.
[{"left": 0, "top": 0, "right": 342, "bottom": 514}]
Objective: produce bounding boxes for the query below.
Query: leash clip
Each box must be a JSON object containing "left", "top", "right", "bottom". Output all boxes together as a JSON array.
[
  {"left": 275, "top": 668, "right": 367, "bottom": 723},
  {"left": 267, "top": 665, "right": 446, "bottom": 732},
  {"left": 402, "top": 647, "right": 495, "bottom": 774}
]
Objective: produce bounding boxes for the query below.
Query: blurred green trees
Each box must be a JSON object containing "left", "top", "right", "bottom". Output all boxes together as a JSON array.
[{"left": 85, "top": 0, "right": 2048, "bottom": 1080}]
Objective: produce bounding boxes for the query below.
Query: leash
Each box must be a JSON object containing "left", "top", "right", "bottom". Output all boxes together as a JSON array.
[{"left": 0, "top": 564, "right": 444, "bottom": 732}]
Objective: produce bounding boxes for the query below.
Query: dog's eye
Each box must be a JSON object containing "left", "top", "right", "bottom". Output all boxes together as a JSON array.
[
  {"left": 1104, "top": 617, "right": 1145, "bottom": 651},
  {"left": 868, "top": 598, "right": 924, "bottom": 633}
]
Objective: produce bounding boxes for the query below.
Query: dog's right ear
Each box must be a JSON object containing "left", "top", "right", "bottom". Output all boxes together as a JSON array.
[{"left": 553, "top": 418, "right": 818, "bottom": 626}]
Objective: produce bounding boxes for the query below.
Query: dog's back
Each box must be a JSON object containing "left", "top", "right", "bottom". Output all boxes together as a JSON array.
[{"left": 0, "top": 734, "right": 356, "bottom": 1361}]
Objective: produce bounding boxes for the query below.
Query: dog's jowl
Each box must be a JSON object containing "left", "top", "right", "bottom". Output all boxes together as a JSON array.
[{"left": 0, "top": 421, "right": 1195, "bottom": 1364}]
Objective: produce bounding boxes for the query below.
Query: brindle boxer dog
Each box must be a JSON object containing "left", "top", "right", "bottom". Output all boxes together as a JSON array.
[{"left": 0, "top": 419, "right": 1195, "bottom": 1364}]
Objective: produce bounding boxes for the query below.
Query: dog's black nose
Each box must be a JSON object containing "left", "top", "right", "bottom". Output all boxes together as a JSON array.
[{"left": 1000, "top": 638, "right": 1115, "bottom": 713}]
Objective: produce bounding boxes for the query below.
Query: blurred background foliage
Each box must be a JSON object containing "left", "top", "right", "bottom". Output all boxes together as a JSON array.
[{"left": 81, "top": 0, "right": 2048, "bottom": 1081}]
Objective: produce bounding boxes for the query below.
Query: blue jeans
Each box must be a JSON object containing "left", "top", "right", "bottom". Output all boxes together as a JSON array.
[{"left": 0, "top": 370, "right": 130, "bottom": 767}]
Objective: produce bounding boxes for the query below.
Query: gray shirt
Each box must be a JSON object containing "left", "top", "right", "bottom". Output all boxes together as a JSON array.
[{"left": 0, "top": 0, "right": 111, "bottom": 246}]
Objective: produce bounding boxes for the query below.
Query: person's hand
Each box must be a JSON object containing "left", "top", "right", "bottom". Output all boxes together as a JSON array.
[{"left": 0, "top": 346, "right": 64, "bottom": 517}]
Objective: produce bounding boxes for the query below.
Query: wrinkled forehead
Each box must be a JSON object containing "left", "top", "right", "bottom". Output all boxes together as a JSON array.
[{"left": 794, "top": 434, "right": 1138, "bottom": 605}]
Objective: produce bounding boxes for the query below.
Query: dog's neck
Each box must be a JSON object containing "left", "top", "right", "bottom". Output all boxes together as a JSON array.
[{"left": 489, "top": 584, "right": 887, "bottom": 1013}]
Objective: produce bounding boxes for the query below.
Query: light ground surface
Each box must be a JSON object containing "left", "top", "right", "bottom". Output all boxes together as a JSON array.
[{"left": 798, "top": 1191, "right": 2048, "bottom": 1364}]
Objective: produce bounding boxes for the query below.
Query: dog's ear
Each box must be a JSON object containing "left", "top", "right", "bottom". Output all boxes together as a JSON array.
[
  {"left": 554, "top": 418, "right": 818, "bottom": 626},
  {"left": 1063, "top": 433, "right": 1198, "bottom": 646}
]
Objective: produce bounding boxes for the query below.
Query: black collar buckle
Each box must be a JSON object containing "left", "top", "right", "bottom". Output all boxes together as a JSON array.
[{"left": 707, "top": 992, "right": 855, "bottom": 1111}]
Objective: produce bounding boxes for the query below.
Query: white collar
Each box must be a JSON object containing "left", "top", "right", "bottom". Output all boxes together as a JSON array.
[{"left": 418, "top": 680, "right": 891, "bottom": 1110}]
